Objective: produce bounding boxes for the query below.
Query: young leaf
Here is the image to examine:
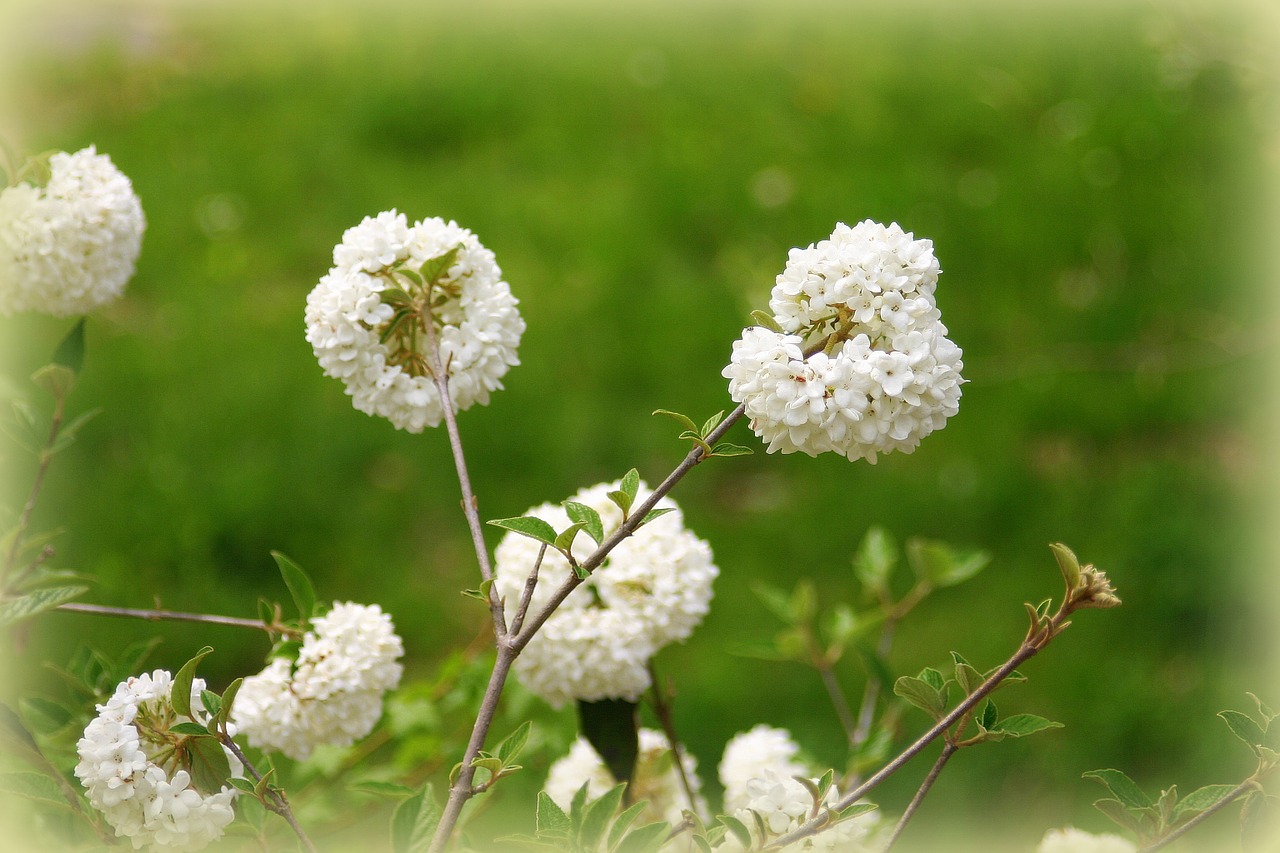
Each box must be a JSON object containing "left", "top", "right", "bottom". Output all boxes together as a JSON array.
[
  {"left": 18, "top": 697, "right": 72, "bottom": 734},
  {"left": 710, "top": 442, "right": 753, "bottom": 458},
  {"left": 750, "top": 310, "right": 783, "bottom": 332},
  {"left": 1092, "top": 797, "right": 1147, "bottom": 835},
  {"left": 564, "top": 501, "right": 606, "bottom": 545},
  {"left": 853, "top": 527, "right": 897, "bottom": 596},
  {"left": 607, "top": 490, "right": 633, "bottom": 518},
  {"left": 652, "top": 409, "right": 698, "bottom": 434},
  {"left": 0, "top": 771, "right": 76, "bottom": 812},
  {"left": 496, "top": 721, "right": 533, "bottom": 765},
  {"left": 717, "top": 815, "right": 752, "bottom": 848},
  {"left": 51, "top": 319, "right": 86, "bottom": 374},
  {"left": 700, "top": 410, "right": 725, "bottom": 437},
  {"left": 488, "top": 516, "right": 558, "bottom": 548},
  {"left": 171, "top": 647, "right": 215, "bottom": 720},
  {"left": 614, "top": 822, "right": 670, "bottom": 853},
  {"left": 990, "top": 714, "right": 1063, "bottom": 738},
  {"left": 579, "top": 699, "right": 639, "bottom": 787},
  {"left": 918, "top": 667, "right": 946, "bottom": 692},
  {"left": 186, "top": 734, "right": 233, "bottom": 795},
  {"left": 535, "top": 791, "right": 572, "bottom": 837},
  {"left": 350, "top": 780, "right": 417, "bottom": 799},
  {"left": 31, "top": 365, "right": 75, "bottom": 400},
  {"left": 838, "top": 802, "right": 878, "bottom": 820},
  {"left": 607, "top": 801, "right": 648, "bottom": 851},
  {"left": 200, "top": 689, "right": 221, "bottom": 719},
  {"left": 391, "top": 783, "right": 441, "bottom": 853},
  {"left": 419, "top": 245, "right": 462, "bottom": 285},
  {"left": 1219, "top": 709, "right": 1266, "bottom": 751},
  {"left": 1171, "top": 784, "right": 1240, "bottom": 825},
  {"left": 579, "top": 783, "right": 626, "bottom": 850},
  {"left": 620, "top": 469, "right": 640, "bottom": 503},
  {"left": 0, "top": 585, "right": 88, "bottom": 628},
  {"left": 952, "top": 655, "right": 983, "bottom": 696},
  {"left": 894, "top": 676, "right": 945, "bottom": 719},
  {"left": 639, "top": 508, "right": 676, "bottom": 527},
  {"left": 1049, "top": 543, "right": 1081, "bottom": 589},
  {"left": 171, "top": 721, "right": 211, "bottom": 736},
  {"left": 1083, "top": 769, "right": 1153, "bottom": 809},
  {"left": 271, "top": 551, "right": 317, "bottom": 621},
  {"left": 979, "top": 699, "right": 998, "bottom": 730},
  {"left": 554, "top": 521, "right": 588, "bottom": 553}
]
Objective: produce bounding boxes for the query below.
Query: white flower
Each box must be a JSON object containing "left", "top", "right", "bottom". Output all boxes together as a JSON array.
[
  {"left": 725, "top": 221, "right": 963, "bottom": 463},
  {"left": 233, "top": 601, "right": 404, "bottom": 760},
  {"left": 0, "top": 146, "right": 145, "bottom": 317},
  {"left": 721, "top": 769, "right": 876, "bottom": 852},
  {"left": 545, "top": 729, "right": 706, "bottom": 826},
  {"left": 718, "top": 725, "right": 807, "bottom": 813},
  {"left": 305, "top": 211, "right": 525, "bottom": 432},
  {"left": 493, "top": 481, "right": 718, "bottom": 707},
  {"left": 1037, "top": 827, "right": 1137, "bottom": 853},
  {"left": 74, "top": 670, "right": 241, "bottom": 852}
]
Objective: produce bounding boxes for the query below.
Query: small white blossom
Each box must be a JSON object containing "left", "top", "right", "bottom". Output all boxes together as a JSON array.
[
  {"left": 493, "top": 481, "right": 718, "bottom": 707},
  {"left": 74, "top": 670, "right": 241, "bottom": 852},
  {"left": 718, "top": 725, "right": 807, "bottom": 813},
  {"left": 0, "top": 146, "right": 145, "bottom": 317},
  {"left": 545, "top": 729, "right": 706, "bottom": 826},
  {"left": 233, "top": 601, "right": 404, "bottom": 761},
  {"left": 305, "top": 211, "right": 525, "bottom": 432},
  {"left": 720, "top": 770, "right": 875, "bottom": 852},
  {"left": 1037, "top": 827, "right": 1137, "bottom": 853}
]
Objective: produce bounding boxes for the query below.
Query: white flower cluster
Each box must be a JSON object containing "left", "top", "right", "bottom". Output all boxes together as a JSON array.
[
  {"left": 233, "top": 601, "right": 404, "bottom": 761},
  {"left": 74, "top": 670, "right": 240, "bottom": 852},
  {"left": 544, "top": 729, "right": 706, "bottom": 825},
  {"left": 493, "top": 481, "right": 718, "bottom": 707},
  {"left": 305, "top": 211, "right": 525, "bottom": 432},
  {"left": 724, "top": 221, "right": 963, "bottom": 463},
  {"left": 1037, "top": 827, "right": 1137, "bottom": 853},
  {"left": 0, "top": 146, "right": 145, "bottom": 317},
  {"left": 716, "top": 725, "right": 877, "bottom": 852}
]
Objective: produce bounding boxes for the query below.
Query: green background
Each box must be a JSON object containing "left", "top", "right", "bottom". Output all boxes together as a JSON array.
[{"left": 1, "top": 0, "right": 1276, "bottom": 849}]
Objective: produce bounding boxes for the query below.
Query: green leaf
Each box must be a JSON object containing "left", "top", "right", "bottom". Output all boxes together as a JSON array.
[
  {"left": 419, "top": 245, "right": 462, "bottom": 285},
  {"left": 200, "top": 689, "right": 221, "bottom": 719},
  {"left": 497, "top": 721, "right": 533, "bottom": 764},
  {"left": 350, "top": 780, "right": 417, "bottom": 799},
  {"left": 906, "top": 538, "right": 990, "bottom": 588},
  {"left": 894, "top": 676, "right": 945, "bottom": 719},
  {"left": 1083, "top": 769, "right": 1153, "bottom": 809},
  {"left": 853, "top": 527, "right": 897, "bottom": 595},
  {"left": 55, "top": 407, "right": 102, "bottom": 447},
  {"left": 228, "top": 777, "right": 257, "bottom": 795},
  {"left": 391, "top": 783, "right": 441, "bottom": 853},
  {"left": 570, "top": 781, "right": 590, "bottom": 827},
  {"left": 607, "top": 801, "right": 648, "bottom": 851},
  {"left": 31, "top": 365, "right": 75, "bottom": 400},
  {"left": 564, "top": 502, "right": 605, "bottom": 545},
  {"left": 918, "top": 667, "right": 946, "bottom": 692},
  {"left": 580, "top": 783, "right": 626, "bottom": 850},
  {"left": 0, "top": 771, "right": 74, "bottom": 811},
  {"left": 709, "top": 442, "right": 753, "bottom": 458},
  {"left": 170, "top": 721, "right": 210, "bottom": 736},
  {"left": 171, "top": 646, "right": 215, "bottom": 720},
  {"left": 1093, "top": 797, "right": 1147, "bottom": 835},
  {"left": 700, "top": 410, "right": 725, "bottom": 437},
  {"left": 607, "top": 491, "right": 632, "bottom": 518},
  {"left": 991, "top": 714, "right": 1063, "bottom": 738},
  {"left": 51, "top": 319, "right": 86, "bottom": 374},
  {"left": 18, "top": 697, "right": 72, "bottom": 734},
  {"left": 1219, "top": 710, "right": 1266, "bottom": 751},
  {"left": 0, "top": 585, "right": 88, "bottom": 628},
  {"left": 536, "top": 791, "right": 572, "bottom": 836},
  {"left": 1049, "top": 543, "right": 1081, "bottom": 589},
  {"left": 555, "top": 521, "right": 588, "bottom": 553},
  {"left": 652, "top": 409, "right": 699, "bottom": 434},
  {"left": 461, "top": 578, "right": 495, "bottom": 603},
  {"left": 750, "top": 310, "right": 783, "bottom": 332},
  {"left": 579, "top": 699, "right": 638, "bottom": 787},
  {"left": 789, "top": 580, "right": 816, "bottom": 623},
  {"left": 613, "top": 822, "right": 670, "bottom": 853},
  {"left": 488, "top": 516, "right": 558, "bottom": 548},
  {"left": 951, "top": 652, "right": 983, "bottom": 696},
  {"left": 838, "top": 802, "right": 878, "bottom": 820},
  {"left": 186, "top": 734, "right": 233, "bottom": 795},
  {"left": 639, "top": 508, "right": 676, "bottom": 527},
  {"left": 752, "top": 581, "right": 795, "bottom": 624},
  {"left": 620, "top": 469, "right": 640, "bottom": 503},
  {"left": 717, "top": 815, "right": 752, "bottom": 848},
  {"left": 1172, "top": 784, "right": 1240, "bottom": 825},
  {"left": 1247, "top": 692, "right": 1276, "bottom": 723},
  {"left": 271, "top": 551, "right": 316, "bottom": 621},
  {"left": 979, "top": 699, "right": 998, "bottom": 730}
]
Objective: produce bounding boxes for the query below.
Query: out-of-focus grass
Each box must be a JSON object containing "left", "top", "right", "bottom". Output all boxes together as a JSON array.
[{"left": 0, "top": 0, "right": 1275, "bottom": 847}]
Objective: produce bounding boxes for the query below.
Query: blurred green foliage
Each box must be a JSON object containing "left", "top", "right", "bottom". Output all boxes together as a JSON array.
[{"left": 0, "top": 0, "right": 1274, "bottom": 848}]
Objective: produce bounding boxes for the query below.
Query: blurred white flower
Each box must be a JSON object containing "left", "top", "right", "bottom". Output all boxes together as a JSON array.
[
  {"left": 74, "top": 670, "right": 240, "bottom": 852},
  {"left": 718, "top": 725, "right": 807, "bottom": 813},
  {"left": 305, "top": 211, "right": 524, "bottom": 431},
  {"left": 0, "top": 146, "right": 145, "bottom": 317},
  {"left": 233, "top": 601, "right": 404, "bottom": 760},
  {"left": 545, "top": 728, "right": 706, "bottom": 826},
  {"left": 1037, "top": 827, "right": 1137, "bottom": 853},
  {"left": 493, "top": 480, "right": 718, "bottom": 706}
]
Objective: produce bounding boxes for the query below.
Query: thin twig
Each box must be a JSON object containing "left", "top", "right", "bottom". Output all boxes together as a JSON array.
[
  {"left": 220, "top": 737, "right": 317, "bottom": 853},
  {"left": 647, "top": 661, "right": 700, "bottom": 816},
  {"left": 1138, "top": 777, "right": 1258, "bottom": 852},
  {"left": 817, "top": 663, "right": 858, "bottom": 746},
  {"left": 420, "top": 301, "right": 507, "bottom": 639},
  {"left": 851, "top": 620, "right": 896, "bottom": 756},
  {"left": 882, "top": 741, "right": 957, "bottom": 852},
  {"left": 765, "top": 607, "right": 1074, "bottom": 851},
  {"left": 508, "top": 544, "right": 547, "bottom": 637},
  {"left": 3, "top": 392, "right": 64, "bottom": 578},
  {"left": 55, "top": 602, "right": 302, "bottom": 636}
]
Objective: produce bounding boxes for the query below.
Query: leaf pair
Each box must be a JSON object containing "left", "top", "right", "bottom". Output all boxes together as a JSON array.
[{"left": 652, "top": 409, "right": 751, "bottom": 460}]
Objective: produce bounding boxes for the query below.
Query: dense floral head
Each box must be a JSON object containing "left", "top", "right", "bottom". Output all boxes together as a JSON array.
[
  {"left": 1037, "top": 827, "right": 1137, "bottom": 853},
  {"left": 232, "top": 601, "right": 404, "bottom": 760},
  {"left": 493, "top": 480, "right": 718, "bottom": 706},
  {"left": 0, "top": 146, "right": 145, "bottom": 317},
  {"left": 74, "top": 670, "right": 241, "bottom": 852},
  {"left": 724, "top": 220, "right": 962, "bottom": 463},
  {"left": 305, "top": 211, "right": 525, "bottom": 432},
  {"left": 718, "top": 725, "right": 808, "bottom": 814}
]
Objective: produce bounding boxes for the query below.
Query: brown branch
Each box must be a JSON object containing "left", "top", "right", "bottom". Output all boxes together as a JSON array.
[
  {"left": 647, "top": 661, "right": 700, "bottom": 816},
  {"left": 882, "top": 741, "right": 957, "bottom": 851},
  {"left": 56, "top": 602, "right": 301, "bottom": 636},
  {"left": 220, "top": 736, "right": 316, "bottom": 853},
  {"left": 1138, "top": 777, "right": 1259, "bottom": 852}
]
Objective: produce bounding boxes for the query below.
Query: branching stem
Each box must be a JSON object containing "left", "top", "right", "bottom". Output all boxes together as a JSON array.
[
  {"left": 3, "top": 391, "right": 64, "bottom": 579},
  {"left": 55, "top": 602, "right": 302, "bottom": 637},
  {"left": 220, "top": 736, "right": 317, "bottom": 853},
  {"left": 882, "top": 741, "right": 957, "bottom": 852},
  {"left": 1138, "top": 776, "right": 1259, "bottom": 852},
  {"left": 647, "top": 661, "right": 700, "bottom": 815}
]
